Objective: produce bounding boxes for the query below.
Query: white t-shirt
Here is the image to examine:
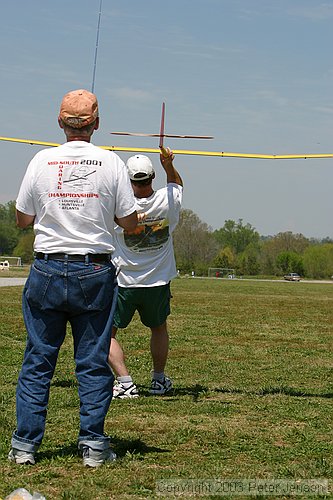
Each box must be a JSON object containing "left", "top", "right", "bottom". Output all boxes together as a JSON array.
[
  {"left": 113, "top": 183, "right": 183, "bottom": 287},
  {"left": 16, "top": 141, "right": 136, "bottom": 254}
]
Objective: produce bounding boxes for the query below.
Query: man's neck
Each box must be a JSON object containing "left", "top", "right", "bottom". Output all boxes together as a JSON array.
[
  {"left": 66, "top": 136, "right": 91, "bottom": 143},
  {"left": 133, "top": 187, "right": 154, "bottom": 199}
]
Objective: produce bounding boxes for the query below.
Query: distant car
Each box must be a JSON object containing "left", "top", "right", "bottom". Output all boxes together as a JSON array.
[{"left": 284, "top": 273, "right": 301, "bottom": 281}]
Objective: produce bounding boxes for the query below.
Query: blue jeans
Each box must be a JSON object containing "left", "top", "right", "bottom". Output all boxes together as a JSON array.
[{"left": 11, "top": 257, "right": 118, "bottom": 453}]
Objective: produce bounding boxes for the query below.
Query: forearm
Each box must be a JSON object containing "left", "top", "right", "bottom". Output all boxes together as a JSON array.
[
  {"left": 160, "top": 148, "right": 183, "bottom": 186},
  {"left": 16, "top": 210, "right": 35, "bottom": 229},
  {"left": 115, "top": 210, "right": 138, "bottom": 232},
  {"left": 165, "top": 165, "right": 183, "bottom": 186}
]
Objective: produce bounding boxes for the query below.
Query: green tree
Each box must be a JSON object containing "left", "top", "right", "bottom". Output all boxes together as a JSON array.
[
  {"left": 275, "top": 251, "right": 304, "bottom": 275},
  {"left": 237, "top": 243, "right": 261, "bottom": 275},
  {"left": 0, "top": 201, "right": 20, "bottom": 255},
  {"left": 213, "top": 219, "right": 260, "bottom": 254},
  {"left": 213, "top": 246, "right": 235, "bottom": 269},
  {"left": 265, "top": 231, "right": 309, "bottom": 254},
  {"left": 258, "top": 246, "right": 276, "bottom": 275},
  {"left": 0, "top": 222, "right": 19, "bottom": 255},
  {"left": 173, "top": 209, "right": 218, "bottom": 274},
  {"left": 303, "top": 243, "right": 333, "bottom": 279},
  {"left": 13, "top": 232, "right": 35, "bottom": 263},
  {"left": 260, "top": 232, "right": 309, "bottom": 276}
]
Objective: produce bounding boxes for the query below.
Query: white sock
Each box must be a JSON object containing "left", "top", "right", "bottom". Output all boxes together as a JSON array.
[{"left": 117, "top": 375, "right": 134, "bottom": 388}]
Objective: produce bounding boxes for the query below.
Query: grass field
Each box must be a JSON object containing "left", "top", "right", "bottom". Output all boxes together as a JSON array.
[
  {"left": 0, "top": 278, "right": 332, "bottom": 499},
  {"left": 0, "top": 266, "right": 30, "bottom": 278}
]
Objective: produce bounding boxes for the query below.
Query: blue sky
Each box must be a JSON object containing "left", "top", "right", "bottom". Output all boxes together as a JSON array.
[{"left": 1, "top": 0, "right": 332, "bottom": 238}]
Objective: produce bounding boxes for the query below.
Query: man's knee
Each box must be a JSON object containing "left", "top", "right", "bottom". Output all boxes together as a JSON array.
[{"left": 150, "top": 322, "right": 167, "bottom": 335}]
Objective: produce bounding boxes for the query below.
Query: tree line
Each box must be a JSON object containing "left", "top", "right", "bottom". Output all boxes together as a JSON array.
[
  {"left": 173, "top": 210, "right": 333, "bottom": 279},
  {"left": 1, "top": 201, "right": 332, "bottom": 279}
]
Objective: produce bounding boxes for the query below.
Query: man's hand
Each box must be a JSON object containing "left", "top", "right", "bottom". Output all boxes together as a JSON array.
[
  {"left": 137, "top": 212, "right": 147, "bottom": 224},
  {"left": 159, "top": 147, "right": 183, "bottom": 187},
  {"left": 160, "top": 147, "right": 175, "bottom": 166}
]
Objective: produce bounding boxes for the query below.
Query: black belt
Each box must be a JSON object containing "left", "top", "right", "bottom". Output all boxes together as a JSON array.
[{"left": 35, "top": 252, "right": 112, "bottom": 263}]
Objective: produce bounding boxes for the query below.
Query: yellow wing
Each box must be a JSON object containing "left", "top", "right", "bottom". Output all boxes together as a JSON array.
[{"left": 1, "top": 135, "right": 333, "bottom": 159}]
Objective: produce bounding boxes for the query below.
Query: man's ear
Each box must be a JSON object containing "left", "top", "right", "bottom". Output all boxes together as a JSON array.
[
  {"left": 94, "top": 117, "right": 100, "bottom": 130},
  {"left": 58, "top": 117, "right": 64, "bottom": 129}
]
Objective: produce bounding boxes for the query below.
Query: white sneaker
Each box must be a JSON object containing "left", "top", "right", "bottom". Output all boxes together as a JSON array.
[
  {"left": 8, "top": 448, "right": 35, "bottom": 465},
  {"left": 80, "top": 445, "right": 117, "bottom": 468},
  {"left": 150, "top": 376, "right": 173, "bottom": 395},
  {"left": 113, "top": 381, "right": 139, "bottom": 399}
]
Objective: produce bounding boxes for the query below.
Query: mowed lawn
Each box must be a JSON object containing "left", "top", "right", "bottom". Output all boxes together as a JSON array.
[{"left": 0, "top": 278, "right": 332, "bottom": 499}]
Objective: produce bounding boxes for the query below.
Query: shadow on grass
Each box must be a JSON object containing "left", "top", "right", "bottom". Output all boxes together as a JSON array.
[
  {"left": 37, "top": 437, "right": 169, "bottom": 461},
  {"left": 52, "top": 379, "right": 78, "bottom": 388},
  {"left": 112, "top": 437, "right": 170, "bottom": 457},
  {"left": 213, "top": 386, "right": 333, "bottom": 398},
  {"left": 137, "top": 383, "right": 209, "bottom": 401},
  {"left": 132, "top": 383, "right": 333, "bottom": 400},
  {"left": 258, "top": 386, "right": 333, "bottom": 398},
  {"left": 51, "top": 379, "right": 333, "bottom": 400}
]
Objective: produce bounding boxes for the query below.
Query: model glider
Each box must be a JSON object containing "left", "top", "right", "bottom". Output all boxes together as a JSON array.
[{"left": 1, "top": 102, "right": 333, "bottom": 159}]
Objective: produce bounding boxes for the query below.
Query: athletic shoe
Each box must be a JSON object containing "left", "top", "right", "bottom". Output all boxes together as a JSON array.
[
  {"left": 113, "top": 381, "right": 139, "bottom": 399},
  {"left": 8, "top": 448, "right": 35, "bottom": 465},
  {"left": 150, "top": 376, "right": 173, "bottom": 395},
  {"left": 81, "top": 445, "right": 117, "bottom": 468}
]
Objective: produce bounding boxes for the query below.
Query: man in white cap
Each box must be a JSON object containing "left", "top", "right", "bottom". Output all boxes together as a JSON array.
[
  {"left": 9, "top": 89, "right": 137, "bottom": 467},
  {"left": 108, "top": 148, "right": 183, "bottom": 398}
]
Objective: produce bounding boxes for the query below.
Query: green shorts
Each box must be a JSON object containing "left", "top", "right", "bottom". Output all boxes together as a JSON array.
[{"left": 113, "top": 283, "right": 172, "bottom": 328}]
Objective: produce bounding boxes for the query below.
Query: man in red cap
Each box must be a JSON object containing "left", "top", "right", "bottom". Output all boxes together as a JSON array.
[{"left": 9, "top": 89, "right": 137, "bottom": 467}]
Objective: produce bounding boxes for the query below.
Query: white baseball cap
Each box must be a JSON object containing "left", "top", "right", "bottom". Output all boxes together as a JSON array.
[{"left": 126, "top": 155, "right": 155, "bottom": 181}]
